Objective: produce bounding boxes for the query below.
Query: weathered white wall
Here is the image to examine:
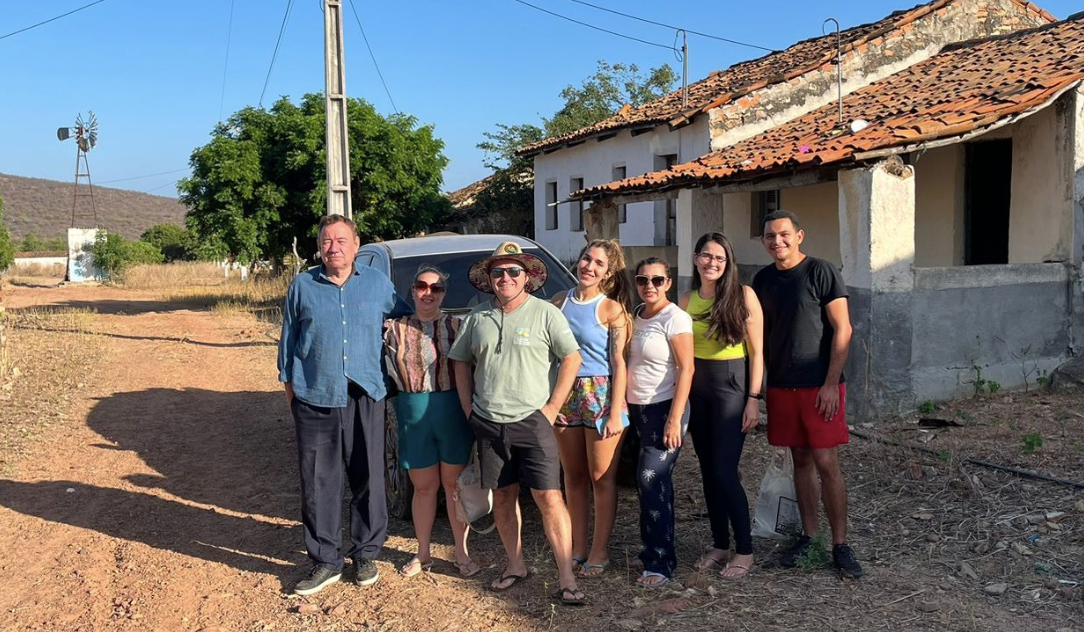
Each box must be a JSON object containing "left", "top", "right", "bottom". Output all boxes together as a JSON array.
[
  {"left": 913, "top": 145, "right": 964, "bottom": 267},
  {"left": 1008, "top": 102, "right": 1072, "bottom": 263},
  {"left": 533, "top": 119, "right": 710, "bottom": 263}
]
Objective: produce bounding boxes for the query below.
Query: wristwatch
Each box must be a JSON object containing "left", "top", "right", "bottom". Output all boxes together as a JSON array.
[{"left": 748, "top": 392, "right": 764, "bottom": 400}]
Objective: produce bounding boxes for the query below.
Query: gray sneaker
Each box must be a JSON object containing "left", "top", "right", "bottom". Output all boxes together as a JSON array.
[
  {"left": 354, "top": 558, "right": 380, "bottom": 586},
  {"left": 293, "top": 564, "right": 341, "bottom": 596}
]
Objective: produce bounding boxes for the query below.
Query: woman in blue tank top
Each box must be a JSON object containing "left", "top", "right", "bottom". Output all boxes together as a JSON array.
[{"left": 552, "top": 239, "right": 633, "bottom": 577}]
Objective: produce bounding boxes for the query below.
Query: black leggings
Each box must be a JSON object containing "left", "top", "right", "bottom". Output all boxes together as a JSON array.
[{"left": 688, "top": 357, "right": 752, "bottom": 555}]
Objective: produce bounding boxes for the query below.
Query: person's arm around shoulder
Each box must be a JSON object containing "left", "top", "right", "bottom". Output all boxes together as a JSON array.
[
  {"left": 665, "top": 310, "right": 695, "bottom": 449},
  {"left": 448, "top": 313, "right": 475, "bottom": 419},
  {"left": 742, "top": 285, "right": 765, "bottom": 432},
  {"left": 601, "top": 298, "right": 629, "bottom": 439},
  {"left": 540, "top": 302, "right": 582, "bottom": 425},
  {"left": 278, "top": 276, "right": 303, "bottom": 407},
  {"left": 818, "top": 260, "right": 852, "bottom": 420}
]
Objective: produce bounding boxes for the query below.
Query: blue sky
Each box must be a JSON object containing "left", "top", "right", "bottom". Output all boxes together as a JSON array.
[{"left": 1, "top": 0, "right": 1078, "bottom": 199}]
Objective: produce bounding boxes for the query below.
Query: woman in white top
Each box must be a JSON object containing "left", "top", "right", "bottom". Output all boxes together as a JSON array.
[{"left": 626, "top": 257, "right": 694, "bottom": 587}]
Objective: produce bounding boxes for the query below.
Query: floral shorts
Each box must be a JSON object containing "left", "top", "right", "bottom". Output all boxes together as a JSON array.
[{"left": 556, "top": 376, "right": 613, "bottom": 431}]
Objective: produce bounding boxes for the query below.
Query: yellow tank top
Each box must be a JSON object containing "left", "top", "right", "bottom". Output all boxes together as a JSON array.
[{"left": 686, "top": 290, "right": 747, "bottom": 360}]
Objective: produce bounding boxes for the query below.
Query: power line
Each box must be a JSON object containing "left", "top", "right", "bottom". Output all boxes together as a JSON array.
[
  {"left": 510, "top": 0, "right": 676, "bottom": 51},
  {"left": 346, "top": 0, "right": 399, "bottom": 114},
  {"left": 99, "top": 168, "right": 189, "bottom": 185},
  {"left": 0, "top": 0, "right": 110, "bottom": 41},
  {"left": 145, "top": 179, "right": 182, "bottom": 195},
  {"left": 259, "top": 0, "right": 297, "bottom": 108},
  {"left": 564, "top": 0, "right": 777, "bottom": 53},
  {"left": 218, "top": 0, "right": 237, "bottom": 122}
]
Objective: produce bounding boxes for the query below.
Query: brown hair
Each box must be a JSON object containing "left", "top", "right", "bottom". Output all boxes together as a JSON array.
[
  {"left": 317, "top": 214, "right": 358, "bottom": 237},
  {"left": 578, "top": 239, "right": 633, "bottom": 314},
  {"left": 691, "top": 232, "right": 748, "bottom": 345}
]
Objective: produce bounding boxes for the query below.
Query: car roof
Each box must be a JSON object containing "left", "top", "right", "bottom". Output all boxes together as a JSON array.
[{"left": 362, "top": 234, "right": 542, "bottom": 258}]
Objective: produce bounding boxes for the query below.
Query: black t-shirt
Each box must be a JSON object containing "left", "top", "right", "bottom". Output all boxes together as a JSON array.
[{"left": 752, "top": 256, "right": 848, "bottom": 388}]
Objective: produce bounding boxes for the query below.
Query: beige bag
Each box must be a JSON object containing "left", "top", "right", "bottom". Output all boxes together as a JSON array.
[{"left": 454, "top": 443, "right": 495, "bottom": 534}]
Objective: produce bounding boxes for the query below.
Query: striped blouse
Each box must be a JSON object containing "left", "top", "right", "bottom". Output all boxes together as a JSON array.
[{"left": 383, "top": 314, "right": 460, "bottom": 394}]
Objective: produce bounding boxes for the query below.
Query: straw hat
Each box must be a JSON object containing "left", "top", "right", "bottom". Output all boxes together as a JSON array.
[{"left": 467, "top": 241, "right": 548, "bottom": 294}]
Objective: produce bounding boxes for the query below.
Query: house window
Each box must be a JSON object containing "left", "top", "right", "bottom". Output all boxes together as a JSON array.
[
  {"left": 570, "top": 177, "right": 584, "bottom": 232},
  {"left": 662, "top": 155, "right": 678, "bottom": 245},
  {"left": 751, "top": 190, "right": 781, "bottom": 237},
  {"left": 613, "top": 166, "right": 627, "bottom": 223},
  {"left": 545, "top": 181, "right": 558, "bottom": 230},
  {"left": 964, "top": 140, "right": 1011, "bottom": 265}
]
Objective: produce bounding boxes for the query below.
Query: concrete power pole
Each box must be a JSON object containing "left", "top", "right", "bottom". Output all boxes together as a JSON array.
[{"left": 324, "top": 0, "right": 352, "bottom": 218}]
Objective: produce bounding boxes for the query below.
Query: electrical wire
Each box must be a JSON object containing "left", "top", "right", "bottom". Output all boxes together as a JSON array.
[
  {"left": 218, "top": 0, "right": 237, "bottom": 122},
  {"left": 510, "top": 0, "right": 676, "bottom": 51},
  {"left": 145, "top": 179, "right": 182, "bottom": 195},
  {"left": 259, "top": 0, "right": 297, "bottom": 108},
  {"left": 99, "top": 168, "right": 189, "bottom": 185},
  {"left": 346, "top": 0, "right": 399, "bottom": 114},
  {"left": 0, "top": 0, "right": 110, "bottom": 41},
  {"left": 564, "top": 0, "right": 777, "bottom": 53}
]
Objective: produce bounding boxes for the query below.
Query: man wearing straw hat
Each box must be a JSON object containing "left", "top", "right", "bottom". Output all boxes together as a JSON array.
[{"left": 449, "top": 241, "right": 587, "bottom": 606}]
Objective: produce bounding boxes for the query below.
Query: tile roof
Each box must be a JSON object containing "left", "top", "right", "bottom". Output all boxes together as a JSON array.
[
  {"left": 577, "top": 14, "right": 1084, "bottom": 199},
  {"left": 447, "top": 174, "right": 496, "bottom": 209},
  {"left": 520, "top": 0, "right": 1056, "bottom": 156}
]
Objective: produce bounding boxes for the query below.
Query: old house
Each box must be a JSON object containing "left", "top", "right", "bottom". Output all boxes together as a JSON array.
[
  {"left": 572, "top": 14, "right": 1084, "bottom": 419},
  {"left": 521, "top": 0, "right": 1054, "bottom": 265}
]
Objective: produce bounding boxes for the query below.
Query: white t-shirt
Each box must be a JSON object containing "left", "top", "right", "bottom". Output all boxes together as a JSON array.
[{"left": 627, "top": 303, "right": 693, "bottom": 405}]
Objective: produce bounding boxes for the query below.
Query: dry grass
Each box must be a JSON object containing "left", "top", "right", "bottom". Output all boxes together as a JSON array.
[
  {"left": 121, "top": 262, "right": 233, "bottom": 289},
  {"left": 7, "top": 262, "right": 66, "bottom": 277},
  {"left": 0, "top": 306, "right": 105, "bottom": 474},
  {"left": 118, "top": 262, "right": 290, "bottom": 324}
]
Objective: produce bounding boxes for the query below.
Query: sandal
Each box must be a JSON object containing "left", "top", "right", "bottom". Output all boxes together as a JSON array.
[
  {"left": 636, "top": 571, "right": 669, "bottom": 588},
  {"left": 694, "top": 549, "right": 731, "bottom": 571},
  {"left": 553, "top": 586, "right": 587, "bottom": 606},
  {"left": 490, "top": 571, "right": 529, "bottom": 592},
  {"left": 571, "top": 557, "right": 587, "bottom": 573},
  {"left": 399, "top": 557, "right": 433, "bottom": 577},
  {"left": 454, "top": 559, "right": 481, "bottom": 578},
  {"left": 578, "top": 561, "right": 610, "bottom": 577},
  {"left": 721, "top": 560, "right": 752, "bottom": 580}
]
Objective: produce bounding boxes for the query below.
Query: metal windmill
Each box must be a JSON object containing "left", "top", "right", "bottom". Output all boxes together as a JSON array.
[{"left": 57, "top": 112, "right": 99, "bottom": 227}]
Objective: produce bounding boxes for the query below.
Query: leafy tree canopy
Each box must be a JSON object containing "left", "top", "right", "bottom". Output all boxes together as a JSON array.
[
  {"left": 19, "top": 233, "right": 67, "bottom": 253},
  {"left": 140, "top": 223, "right": 193, "bottom": 262},
  {"left": 179, "top": 94, "right": 451, "bottom": 264},
  {"left": 0, "top": 197, "right": 13, "bottom": 272},
  {"left": 90, "top": 231, "right": 164, "bottom": 281}
]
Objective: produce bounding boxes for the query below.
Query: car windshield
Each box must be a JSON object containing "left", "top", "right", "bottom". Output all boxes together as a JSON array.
[{"left": 391, "top": 249, "right": 573, "bottom": 313}]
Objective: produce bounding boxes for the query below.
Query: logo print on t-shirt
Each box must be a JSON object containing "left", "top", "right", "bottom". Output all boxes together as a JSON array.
[{"left": 513, "top": 327, "right": 531, "bottom": 346}]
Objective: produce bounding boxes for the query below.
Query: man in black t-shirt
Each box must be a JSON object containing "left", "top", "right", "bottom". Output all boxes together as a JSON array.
[{"left": 751, "top": 209, "right": 863, "bottom": 579}]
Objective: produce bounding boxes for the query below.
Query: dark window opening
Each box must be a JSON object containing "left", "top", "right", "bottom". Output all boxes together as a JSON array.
[
  {"left": 545, "top": 181, "right": 558, "bottom": 230},
  {"left": 613, "top": 166, "right": 628, "bottom": 223},
  {"left": 570, "top": 177, "right": 584, "bottom": 232},
  {"left": 964, "top": 140, "right": 1012, "bottom": 265},
  {"left": 752, "top": 190, "right": 781, "bottom": 237}
]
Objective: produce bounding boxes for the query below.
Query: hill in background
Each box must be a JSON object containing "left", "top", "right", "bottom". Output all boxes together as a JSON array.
[{"left": 0, "top": 173, "right": 186, "bottom": 241}]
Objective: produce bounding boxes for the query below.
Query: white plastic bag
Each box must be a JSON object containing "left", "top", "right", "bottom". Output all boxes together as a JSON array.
[
  {"left": 751, "top": 448, "right": 801, "bottom": 539},
  {"left": 454, "top": 443, "right": 495, "bottom": 534}
]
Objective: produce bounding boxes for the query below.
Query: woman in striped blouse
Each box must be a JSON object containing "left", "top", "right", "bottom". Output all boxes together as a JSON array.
[{"left": 384, "top": 265, "right": 479, "bottom": 578}]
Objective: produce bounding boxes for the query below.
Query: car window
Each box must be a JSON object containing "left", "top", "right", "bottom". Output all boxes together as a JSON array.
[
  {"left": 355, "top": 252, "right": 375, "bottom": 267},
  {"left": 391, "top": 249, "right": 574, "bottom": 313}
]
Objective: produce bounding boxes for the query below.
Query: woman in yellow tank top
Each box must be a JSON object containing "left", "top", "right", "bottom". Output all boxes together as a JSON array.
[{"left": 679, "top": 232, "right": 764, "bottom": 579}]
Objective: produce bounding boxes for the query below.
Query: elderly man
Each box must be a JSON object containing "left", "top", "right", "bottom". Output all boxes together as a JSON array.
[
  {"left": 448, "top": 241, "right": 587, "bottom": 606},
  {"left": 278, "top": 214, "right": 402, "bottom": 595}
]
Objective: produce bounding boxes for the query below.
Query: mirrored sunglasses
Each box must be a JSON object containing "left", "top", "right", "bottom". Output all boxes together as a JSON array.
[
  {"left": 489, "top": 266, "right": 525, "bottom": 279},
  {"left": 635, "top": 275, "right": 667, "bottom": 288}
]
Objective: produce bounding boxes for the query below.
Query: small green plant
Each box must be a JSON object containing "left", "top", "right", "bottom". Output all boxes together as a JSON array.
[
  {"left": 1022, "top": 432, "right": 1044, "bottom": 454},
  {"left": 919, "top": 400, "right": 935, "bottom": 415},
  {"left": 1072, "top": 442, "right": 1083, "bottom": 454},
  {"left": 936, "top": 450, "right": 952, "bottom": 463},
  {"left": 796, "top": 532, "right": 831, "bottom": 570},
  {"left": 955, "top": 410, "right": 973, "bottom": 423},
  {"left": 967, "top": 360, "right": 989, "bottom": 397},
  {"left": 1036, "top": 369, "right": 1050, "bottom": 389},
  {"left": 987, "top": 380, "right": 1001, "bottom": 394}
]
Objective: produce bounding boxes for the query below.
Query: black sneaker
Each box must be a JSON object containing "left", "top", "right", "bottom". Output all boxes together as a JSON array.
[
  {"left": 293, "top": 564, "right": 341, "bottom": 596},
  {"left": 832, "top": 544, "right": 865, "bottom": 579},
  {"left": 354, "top": 558, "right": 380, "bottom": 586},
  {"left": 779, "top": 535, "right": 813, "bottom": 568}
]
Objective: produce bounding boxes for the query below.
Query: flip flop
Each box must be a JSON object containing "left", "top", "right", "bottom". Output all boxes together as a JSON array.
[
  {"left": 578, "top": 561, "right": 610, "bottom": 577},
  {"left": 490, "top": 571, "right": 529, "bottom": 592},
  {"left": 455, "top": 559, "right": 481, "bottom": 578},
  {"left": 399, "top": 557, "right": 433, "bottom": 577},
  {"left": 720, "top": 561, "right": 752, "bottom": 580},
  {"left": 571, "top": 557, "right": 587, "bottom": 573},
  {"left": 636, "top": 571, "right": 670, "bottom": 588},
  {"left": 694, "top": 549, "right": 731, "bottom": 571},
  {"left": 553, "top": 586, "right": 587, "bottom": 606}
]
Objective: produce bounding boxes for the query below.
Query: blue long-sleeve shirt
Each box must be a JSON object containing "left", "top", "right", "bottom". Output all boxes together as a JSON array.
[{"left": 278, "top": 264, "right": 406, "bottom": 407}]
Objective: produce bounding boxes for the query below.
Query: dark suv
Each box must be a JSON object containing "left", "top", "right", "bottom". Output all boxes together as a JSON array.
[{"left": 356, "top": 233, "right": 576, "bottom": 519}]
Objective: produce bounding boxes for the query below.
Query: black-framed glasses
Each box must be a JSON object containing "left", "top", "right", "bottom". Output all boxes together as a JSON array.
[
  {"left": 412, "top": 281, "right": 446, "bottom": 293},
  {"left": 695, "top": 252, "right": 728, "bottom": 265},
  {"left": 490, "top": 266, "right": 525, "bottom": 279},
  {"left": 635, "top": 275, "right": 667, "bottom": 288}
]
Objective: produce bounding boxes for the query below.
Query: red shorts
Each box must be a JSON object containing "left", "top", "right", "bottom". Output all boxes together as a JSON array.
[{"left": 766, "top": 384, "right": 849, "bottom": 449}]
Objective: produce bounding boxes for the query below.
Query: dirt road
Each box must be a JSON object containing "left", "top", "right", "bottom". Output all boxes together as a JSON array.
[{"left": 0, "top": 281, "right": 1081, "bottom": 631}]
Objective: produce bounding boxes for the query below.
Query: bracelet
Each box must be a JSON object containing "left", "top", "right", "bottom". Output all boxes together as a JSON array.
[{"left": 748, "top": 392, "right": 764, "bottom": 401}]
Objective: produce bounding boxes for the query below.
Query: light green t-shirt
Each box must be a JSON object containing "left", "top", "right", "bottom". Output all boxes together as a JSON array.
[{"left": 448, "top": 295, "right": 580, "bottom": 422}]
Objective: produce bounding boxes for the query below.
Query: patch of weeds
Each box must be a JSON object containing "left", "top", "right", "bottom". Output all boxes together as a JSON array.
[
  {"left": 986, "top": 380, "right": 1001, "bottom": 394},
  {"left": 1022, "top": 433, "right": 1044, "bottom": 454},
  {"left": 955, "top": 410, "right": 973, "bottom": 423},
  {"left": 918, "top": 400, "right": 935, "bottom": 415},
  {"left": 936, "top": 450, "right": 952, "bottom": 463},
  {"left": 1036, "top": 369, "right": 1050, "bottom": 389},
  {"left": 796, "top": 532, "right": 831, "bottom": 571},
  {"left": 1072, "top": 442, "right": 1083, "bottom": 454}
]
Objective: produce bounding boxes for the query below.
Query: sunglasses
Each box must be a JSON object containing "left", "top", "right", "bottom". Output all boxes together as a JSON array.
[
  {"left": 412, "top": 281, "right": 446, "bottom": 293},
  {"left": 635, "top": 275, "right": 667, "bottom": 288},
  {"left": 489, "top": 266, "right": 525, "bottom": 279}
]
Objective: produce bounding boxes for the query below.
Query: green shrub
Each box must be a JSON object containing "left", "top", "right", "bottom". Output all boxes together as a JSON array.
[
  {"left": 140, "top": 223, "right": 193, "bottom": 262},
  {"left": 90, "top": 231, "right": 164, "bottom": 280}
]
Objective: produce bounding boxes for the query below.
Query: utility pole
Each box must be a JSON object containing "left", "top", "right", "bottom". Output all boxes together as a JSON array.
[{"left": 324, "top": 0, "right": 352, "bottom": 218}]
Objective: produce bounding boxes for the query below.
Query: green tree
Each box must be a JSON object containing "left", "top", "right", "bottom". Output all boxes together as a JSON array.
[
  {"left": 0, "top": 196, "right": 13, "bottom": 271},
  {"left": 470, "top": 60, "right": 676, "bottom": 235},
  {"left": 91, "top": 231, "right": 164, "bottom": 280},
  {"left": 20, "top": 233, "right": 45, "bottom": 253},
  {"left": 140, "top": 223, "right": 192, "bottom": 262},
  {"left": 179, "top": 94, "right": 451, "bottom": 265}
]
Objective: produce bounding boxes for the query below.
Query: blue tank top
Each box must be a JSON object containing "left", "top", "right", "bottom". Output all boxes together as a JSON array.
[{"left": 561, "top": 290, "right": 610, "bottom": 377}]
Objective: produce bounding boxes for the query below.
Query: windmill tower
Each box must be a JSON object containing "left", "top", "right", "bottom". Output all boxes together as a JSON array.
[{"left": 57, "top": 112, "right": 99, "bottom": 227}]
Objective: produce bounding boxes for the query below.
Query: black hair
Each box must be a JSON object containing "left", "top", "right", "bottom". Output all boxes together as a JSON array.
[
  {"left": 691, "top": 232, "right": 747, "bottom": 346},
  {"left": 762, "top": 209, "right": 801, "bottom": 233}
]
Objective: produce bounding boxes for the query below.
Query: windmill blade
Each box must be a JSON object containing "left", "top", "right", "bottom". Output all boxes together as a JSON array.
[{"left": 57, "top": 127, "right": 71, "bottom": 141}]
